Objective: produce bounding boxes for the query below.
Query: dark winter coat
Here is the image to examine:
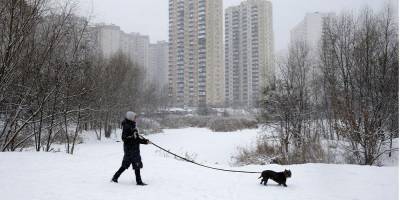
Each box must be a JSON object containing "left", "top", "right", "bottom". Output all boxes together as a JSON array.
[{"left": 121, "top": 119, "right": 148, "bottom": 169}]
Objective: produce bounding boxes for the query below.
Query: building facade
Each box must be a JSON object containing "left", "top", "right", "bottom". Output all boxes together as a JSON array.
[
  {"left": 225, "top": 0, "right": 274, "bottom": 107},
  {"left": 94, "top": 24, "right": 122, "bottom": 59},
  {"left": 168, "top": 0, "right": 224, "bottom": 107},
  {"left": 290, "top": 12, "right": 334, "bottom": 51},
  {"left": 128, "top": 33, "right": 150, "bottom": 72},
  {"left": 93, "top": 24, "right": 150, "bottom": 68},
  {"left": 94, "top": 24, "right": 170, "bottom": 89},
  {"left": 149, "top": 41, "right": 169, "bottom": 88}
]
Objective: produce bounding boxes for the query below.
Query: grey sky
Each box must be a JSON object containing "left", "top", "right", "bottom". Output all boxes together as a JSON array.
[{"left": 77, "top": 0, "right": 398, "bottom": 51}]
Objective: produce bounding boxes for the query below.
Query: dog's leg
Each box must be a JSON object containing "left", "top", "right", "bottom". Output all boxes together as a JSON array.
[{"left": 264, "top": 178, "right": 268, "bottom": 186}]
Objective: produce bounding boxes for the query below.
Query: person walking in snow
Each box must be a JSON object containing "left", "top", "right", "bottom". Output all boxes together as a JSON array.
[{"left": 112, "top": 111, "right": 150, "bottom": 185}]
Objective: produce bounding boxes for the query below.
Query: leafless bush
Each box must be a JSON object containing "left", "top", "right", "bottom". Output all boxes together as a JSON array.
[
  {"left": 159, "top": 115, "right": 258, "bottom": 132},
  {"left": 137, "top": 118, "right": 162, "bottom": 134},
  {"left": 286, "top": 140, "right": 326, "bottom": 164},
  {"left": 233, "top": 135, "right": 281, "bottom": 166},
  {"left": 208, "top": 118, "right": 258, "bottom": 132},
  {"left": 159, "top": 115, "right": 210, "bottom": 129}
]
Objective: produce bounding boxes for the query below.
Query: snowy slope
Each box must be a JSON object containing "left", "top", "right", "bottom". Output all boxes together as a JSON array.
[
  {"left": 149, "top": 128, "right": 260, "bottom": 165},
  {"left": 0, "top": 128, "right": 398, "bottom": 200}
]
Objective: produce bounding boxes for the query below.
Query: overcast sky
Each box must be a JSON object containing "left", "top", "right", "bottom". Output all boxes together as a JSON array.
[{"left": 77, "top": 0, "right": 398, "bottom": 51}]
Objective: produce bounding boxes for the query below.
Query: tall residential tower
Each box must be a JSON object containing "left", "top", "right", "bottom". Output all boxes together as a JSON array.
[
  {"left": 149, "top": 41, "right": 169, "bottom": 88},
  {"left": 290, "top": 12, "right": 334, "bottom": 51},
  {"left": 225, "top": 0, "right": 274, "bottom": 107},
  {"left": 93, "top": 24, "right": 150, "bottom": 71},
  {"left": 168, "top": 0, "right": 224, "bottom": 107}
]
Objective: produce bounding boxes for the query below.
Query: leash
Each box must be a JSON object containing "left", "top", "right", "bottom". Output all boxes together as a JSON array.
[{"left": 149, "top": 140, "right": 262, "bottom": 174}]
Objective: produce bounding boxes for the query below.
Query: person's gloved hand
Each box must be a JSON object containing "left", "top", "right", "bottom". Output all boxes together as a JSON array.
[{"left": 146, "top": 139, "right": 152, "bottom": 145}]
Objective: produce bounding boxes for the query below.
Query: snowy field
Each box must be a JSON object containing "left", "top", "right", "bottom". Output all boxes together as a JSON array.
[{"left": 0, "top": 128, "right": 398, "bottom": 200}]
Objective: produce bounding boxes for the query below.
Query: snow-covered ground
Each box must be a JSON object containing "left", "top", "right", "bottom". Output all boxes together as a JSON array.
[{"left": 0, "top": 128, "right": 398, "bottom": 200}]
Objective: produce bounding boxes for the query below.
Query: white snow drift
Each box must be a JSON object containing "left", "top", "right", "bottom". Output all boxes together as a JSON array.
[{"left": 0, "top": 128, "right": 398, "bottom": 200}]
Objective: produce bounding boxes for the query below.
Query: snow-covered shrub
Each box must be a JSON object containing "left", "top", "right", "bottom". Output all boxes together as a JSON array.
[
  {"left": 137, "top": 118, "right": 162, "bottom": 134},
  {"left": 233, "top": 132, "right": 329, "bottom": 165},
  {"left": 208, "top": 117, "right": 258, "bottom": 132},
  {"left": 159, "top": 115, "right": 258, "bottom": 132},
  {"left": 286, "top": 141, "right": 326, "bottom": 164},
  {"left": 185, "top": 116, "right": 210, "bottom": 127},
  {"left": 159, "top": 116, "right": 191, "bottom": 128},
  {"left": 159, "top": 116, "right": 211, "bottom": 129},
  {"left": 233, "top": 136, "right": 281, "bottom": 166}
]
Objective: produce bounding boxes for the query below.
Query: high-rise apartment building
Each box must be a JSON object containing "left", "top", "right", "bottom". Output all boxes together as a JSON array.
[
  {"left": 94, "top": 24, "right": 122, "bottom": 59},
  {"left": 290, "top": 12, "right": 334, "bottom": 51},
  {"left": 93, "top": 24, "right": 153, "bottom": 84},
  {"left": 149, "top": 41, "right": 169, "bottom": 88},
  {"left": 127, "top": 33, "right": 150, "bottom": 72},
  {"left": 168, "top": 0, "right": 224, "bottom": 107},
  {"left": 94, "top": 24, "right": 150, "bottom": 68},
  {"left": 225, "top": 0, "right": 274, "bottom": 107}
]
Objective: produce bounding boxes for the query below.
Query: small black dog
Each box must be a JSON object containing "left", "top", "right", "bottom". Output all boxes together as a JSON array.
[{"left": 259, "top": 169, "right": 292, "bottom": 187}]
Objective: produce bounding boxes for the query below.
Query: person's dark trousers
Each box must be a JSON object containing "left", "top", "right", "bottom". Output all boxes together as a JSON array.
[
  {"left": 134, "top": 169, "right": 143, "bottom": 184},
  {"left": 112, "top": 166, "right": 126, "bottom": 181}
]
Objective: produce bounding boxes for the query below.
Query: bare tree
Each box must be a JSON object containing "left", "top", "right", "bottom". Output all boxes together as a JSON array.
[
  {"left": 0, "top": 0, "right": 162, "bottom": 153},
  {"left": 320, "top": 6, "right": 398, "bottom": 165},
  {"left": 262, "top": 41, "right": 324, "bottom": 164},
  {"left": 261, "top": 4, "right": 398, "bottom": 165},
  {"left": 0, "top": 1, "right": 95, "bottom": 153}
]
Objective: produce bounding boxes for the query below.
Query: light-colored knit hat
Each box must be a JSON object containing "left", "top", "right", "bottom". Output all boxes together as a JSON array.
[{"left": 126, "top": 111, "right": 137, "bottom": 121}]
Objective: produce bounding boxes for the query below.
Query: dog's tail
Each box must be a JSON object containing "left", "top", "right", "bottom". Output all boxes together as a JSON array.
[{"left": 258, "top": 175, "right": 262, "bottom": 179}]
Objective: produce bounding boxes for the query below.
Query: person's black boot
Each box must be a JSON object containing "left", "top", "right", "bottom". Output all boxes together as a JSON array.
[
  {"left": 111, "top": 167, "right": 126, "bottom": 183},
  {"left": 134, "top": 169, "right": 147, "bottom": 186},
  {"left": 111, "top": 176, "right": 118, "bottom": 183}
]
